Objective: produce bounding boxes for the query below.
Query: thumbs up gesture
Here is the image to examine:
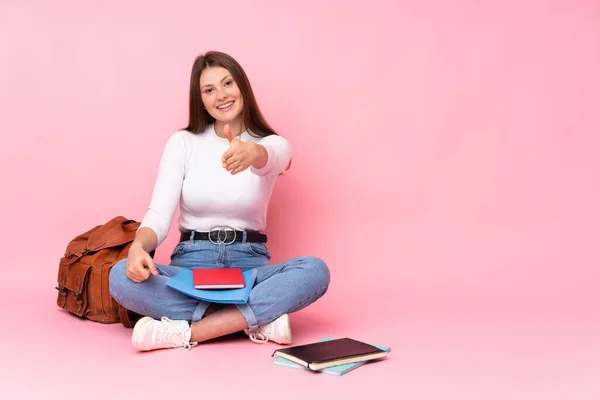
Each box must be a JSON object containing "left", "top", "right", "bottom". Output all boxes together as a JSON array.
[{"left": 221, "top": 124, "right": 261, "bottom": 175}]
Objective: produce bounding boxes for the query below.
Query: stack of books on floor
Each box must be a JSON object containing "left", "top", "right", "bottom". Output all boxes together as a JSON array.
[{"left": 272, "top": 337, "right": 391, "bottom": 376}]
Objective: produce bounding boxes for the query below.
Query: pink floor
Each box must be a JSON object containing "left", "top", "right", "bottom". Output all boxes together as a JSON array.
[{"left": 2, "top": 263, "right": 599, "bottom": 400}]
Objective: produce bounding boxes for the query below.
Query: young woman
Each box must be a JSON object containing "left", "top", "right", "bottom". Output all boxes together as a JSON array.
[{"left": 109, "top": 51, "right": 330, "bottom": 351}]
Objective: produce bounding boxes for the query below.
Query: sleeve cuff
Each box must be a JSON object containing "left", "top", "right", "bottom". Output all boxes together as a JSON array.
[
  {"left": 138, "top": 209, "right": 169, "bottom": 246},
  {"left": 250, "top": 143, "right": 276, "bottom": 176}
]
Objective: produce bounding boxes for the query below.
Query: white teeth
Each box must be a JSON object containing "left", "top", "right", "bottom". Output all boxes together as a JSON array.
[{"left": 217, "top": 101, "right": 233, "bottom": 109}]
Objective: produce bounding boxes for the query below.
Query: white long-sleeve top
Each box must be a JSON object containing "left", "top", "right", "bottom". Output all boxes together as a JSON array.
[{"left": 139, "top": 124, "right": 292, "bottom": 246}]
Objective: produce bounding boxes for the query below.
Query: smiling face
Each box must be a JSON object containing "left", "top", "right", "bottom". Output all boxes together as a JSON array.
[{"left": 200, "top": 66, "right": 244, "bottom": 125}]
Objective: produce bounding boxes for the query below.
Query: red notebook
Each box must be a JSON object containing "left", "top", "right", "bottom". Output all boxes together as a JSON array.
[{"left": 192, "top": 268, "right": 245, "bottom": 289}]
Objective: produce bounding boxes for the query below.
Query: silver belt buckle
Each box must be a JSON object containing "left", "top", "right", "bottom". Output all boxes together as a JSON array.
[{"left": 208, "top": 227, "right": 236, "bottom": 245}]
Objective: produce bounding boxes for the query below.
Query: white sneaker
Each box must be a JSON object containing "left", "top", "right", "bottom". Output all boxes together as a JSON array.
[
  {"left": 131, "top": 316, "right": 197, "bottom": 351},
  {"left": 244, "top": 314, "right": 292, "bottom": 344}
]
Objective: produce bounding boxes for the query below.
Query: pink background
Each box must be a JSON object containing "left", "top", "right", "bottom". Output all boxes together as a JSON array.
[{"left": 1, "top": 1, "right": 599, "bottom": 399}]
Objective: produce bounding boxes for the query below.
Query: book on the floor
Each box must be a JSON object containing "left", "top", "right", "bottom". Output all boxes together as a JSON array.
[
  {"left": 166, "top": 268, "right": 257, "bottom": 304},
  {"left": 272, "top": 337, "right": 389, "bottom": 371},
  {"left": 273, "top": 337, "right": 391, "bottom": 376},
  {"left": 193, "top": 267, "right": 245, "bottom": 289}
]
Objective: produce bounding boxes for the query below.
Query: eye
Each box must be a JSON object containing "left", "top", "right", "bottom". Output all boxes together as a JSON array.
[
  {"left": 224, "top": 80, "right": 234, "bottom": 87},
  {"left": 203, "top": 88, "right": 214, "bottom": 94}
]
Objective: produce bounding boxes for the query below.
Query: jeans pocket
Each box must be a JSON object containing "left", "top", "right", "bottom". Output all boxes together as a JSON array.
[
  {"left": 245, "top": 242, "right": 271, "bottom": 259},
  {"left": 170, "top": 242, "right": 188, "bottom": 260}
]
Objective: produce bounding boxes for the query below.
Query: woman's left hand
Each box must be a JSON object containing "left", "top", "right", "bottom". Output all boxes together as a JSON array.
[{"left": 221, "top": 124, "right": 260, "bottom": 175}]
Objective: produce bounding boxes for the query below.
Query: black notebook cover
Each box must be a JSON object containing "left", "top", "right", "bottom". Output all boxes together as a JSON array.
[{"left": 272, "top": 338, "right": 385, "bottom": 365}]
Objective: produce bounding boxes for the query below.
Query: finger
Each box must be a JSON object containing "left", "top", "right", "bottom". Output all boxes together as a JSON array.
[
  {"left": 147, "top": 257, "right": 159, "bottom": 276},
  {"left": 126, "top": 269, "right": 139, "bottom": 282},
  {"left": 231, "top": 164, "right": 246, "bottom": 175},
  {"left": 228, "top": 160, "right": 241, "bottom": 172},
  {"left": 222, "top": 150, "right": 233, "bottom": 163},
  {"left": 223, "top": 124, "right": 233, "bottom": 142},
  {"left": 127, "top": 264, "right": 144, "bottom": 282},
  {"left": 140, "top": 268, "right": 151, "bottom": 281},
  {"left": 226, "top": 157, "right": 239, "bottom": 167}
]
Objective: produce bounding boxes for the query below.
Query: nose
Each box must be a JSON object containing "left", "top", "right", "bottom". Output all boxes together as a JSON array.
[{"left": 216, "top": 86, "right": 228, "bottom": 101}]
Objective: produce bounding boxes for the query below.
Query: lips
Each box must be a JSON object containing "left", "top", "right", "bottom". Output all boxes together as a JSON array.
[{"left": 217, "top": 101, "right": 234, "bottom": 110}]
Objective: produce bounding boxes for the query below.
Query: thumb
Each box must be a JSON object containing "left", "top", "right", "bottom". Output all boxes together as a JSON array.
[
  {"left": 146, "top": 256, "right": 158, "bottom": 276},
  {"left": 223, "top": 124, "right": 234, "bottom": 143}
]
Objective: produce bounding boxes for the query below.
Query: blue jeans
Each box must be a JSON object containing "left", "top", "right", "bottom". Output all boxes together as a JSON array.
[{"left": 109, "top": 235, "right": 330, "bottom": 330}]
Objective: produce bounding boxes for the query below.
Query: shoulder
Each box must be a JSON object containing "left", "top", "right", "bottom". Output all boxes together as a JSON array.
[
  {"left": 260, "top": 135, "right": 291, "bottom": 156},
  {"left": 246, "top": 133, "right": 291, "bottom": 148},
  {"left": 163, "top": 130, "right": 186, "bottom": 148},
  {"left": 159, "top": 130, "right": 195, "bottom": 158},
  {"left": 166, "top": 128, "right": 213, "bottom": 149},
  {"left": 262, "top": 134, "right": 290, "bottom": 145},
  {"left": 169, "top": 129, "right": 196, "bottom": 143}
]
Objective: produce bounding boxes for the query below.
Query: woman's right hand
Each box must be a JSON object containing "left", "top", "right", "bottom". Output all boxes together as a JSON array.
[{"left": 126, "top": 244, "right": 159, "bottom": 283}]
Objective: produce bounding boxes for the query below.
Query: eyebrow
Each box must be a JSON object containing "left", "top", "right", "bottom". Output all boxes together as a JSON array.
[{"left": 201, "top": 75, "right": 232, "bottom": 89}]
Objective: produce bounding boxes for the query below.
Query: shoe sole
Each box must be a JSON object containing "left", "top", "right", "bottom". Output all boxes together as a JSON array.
[
  {"left": 275, "top": 314, "right": 292, "bottom": 345},
  {"left": 131, "top": 316, "right": 154, "bottom": 350}
]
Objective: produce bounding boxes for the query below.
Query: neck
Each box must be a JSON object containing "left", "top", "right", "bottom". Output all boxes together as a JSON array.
[{"left": 215, "top": 120, "right": 245, "bottom": 138}]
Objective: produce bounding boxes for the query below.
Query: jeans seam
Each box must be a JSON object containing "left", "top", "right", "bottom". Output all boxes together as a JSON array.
[
  {"left": 245, "top": 242, "right": 271, "bottom": 259},
  {"left": 236, "top": 303, "right": 259, "bottom": 330}
]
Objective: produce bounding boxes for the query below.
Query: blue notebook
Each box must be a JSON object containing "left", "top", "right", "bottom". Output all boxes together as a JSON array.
[
  {"left": 166, "top": 268, "right": 257, "bottom": 304},
  {"left": 273, "top": 337, "right": 391, "bottom": 376}
]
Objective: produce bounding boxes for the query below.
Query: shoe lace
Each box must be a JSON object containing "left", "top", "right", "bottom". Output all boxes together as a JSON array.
[
  {"left": 158, "top": 317, "right": 193, "bottom": 350},
  {"left": 248, "top": 327, "right": 270, "bottom": 344}
]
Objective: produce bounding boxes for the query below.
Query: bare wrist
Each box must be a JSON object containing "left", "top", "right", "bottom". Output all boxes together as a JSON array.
[{"left": 130, "top": 242, "right": 144, "bottom": 251}]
